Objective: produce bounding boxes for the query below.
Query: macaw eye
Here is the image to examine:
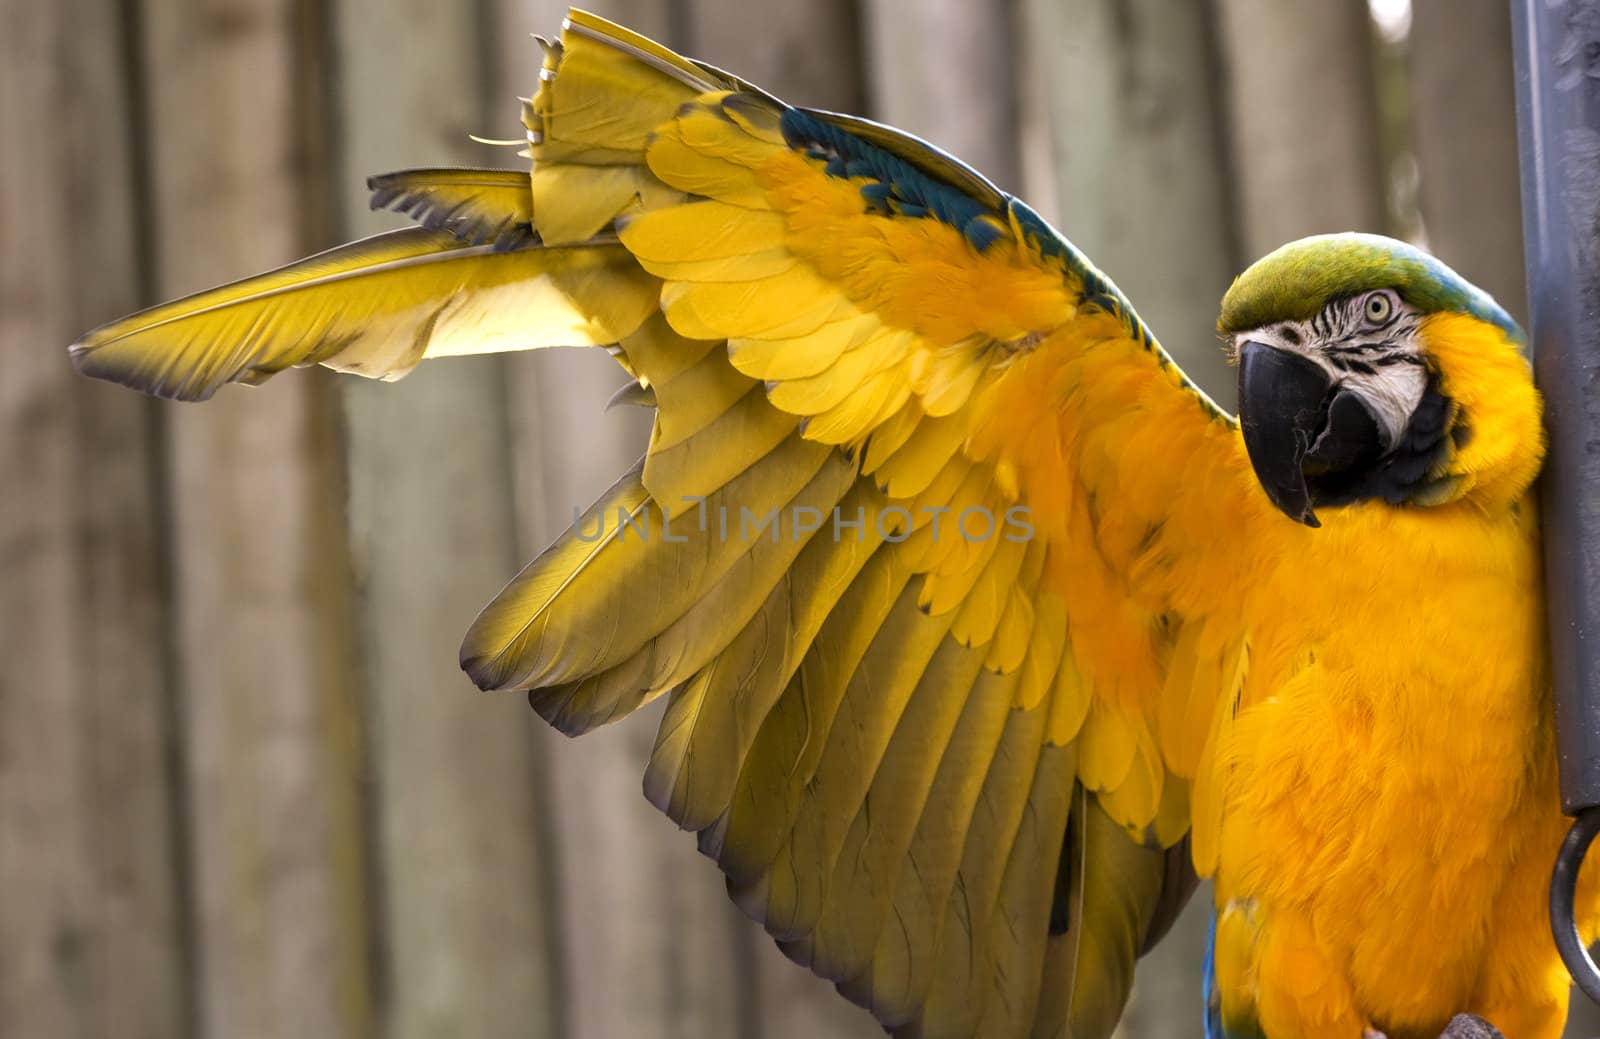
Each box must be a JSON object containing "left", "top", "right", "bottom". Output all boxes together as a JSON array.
[{"left": 1363, "top": 291, "right": 1396, "bottom": 326}]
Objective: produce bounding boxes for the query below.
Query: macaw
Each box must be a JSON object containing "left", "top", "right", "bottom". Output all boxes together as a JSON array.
[{"left": 69, "top": 9, "right": 1599, "bottom": 1038}]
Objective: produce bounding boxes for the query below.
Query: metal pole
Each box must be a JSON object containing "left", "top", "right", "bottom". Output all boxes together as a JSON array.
[{"left": 1511, "top": 0, "right": 1600, "bottom": 1003}]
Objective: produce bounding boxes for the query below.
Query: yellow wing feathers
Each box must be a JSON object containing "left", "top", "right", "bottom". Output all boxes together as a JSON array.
[
  {"left": 69, "top": 227, "right": 658, "bottom": 400},
  {"left": 492, "top": 14, "right": 1249, "bottom": 1034},
  {"left": 69, "top": 10, "right": 1260, "bottom": 1037}
]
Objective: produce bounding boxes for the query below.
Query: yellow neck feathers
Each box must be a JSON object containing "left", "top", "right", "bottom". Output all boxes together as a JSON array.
[{"left": 1421, "top": 311, "right": 1544, "bottom": 513}]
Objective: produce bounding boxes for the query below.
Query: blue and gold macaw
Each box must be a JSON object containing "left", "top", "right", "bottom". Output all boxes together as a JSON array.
[{"left": 69, "top": 10, "right": 1599, "bottom": 1038}]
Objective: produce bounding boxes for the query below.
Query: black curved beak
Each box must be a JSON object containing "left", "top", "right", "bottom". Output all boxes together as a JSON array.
[{"left": 1237, "top": 342, "right": 1385, "bottom": 528}]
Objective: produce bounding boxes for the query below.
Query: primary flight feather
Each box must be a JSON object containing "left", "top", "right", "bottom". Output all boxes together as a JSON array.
[{"left": 70, "top": 9, "right": 1599, "bottom": 1037}]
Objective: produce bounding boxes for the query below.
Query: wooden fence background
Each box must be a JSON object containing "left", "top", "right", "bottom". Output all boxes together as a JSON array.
[{"left": 2, "top": 0, "right": 1586, "bottom": 1036}]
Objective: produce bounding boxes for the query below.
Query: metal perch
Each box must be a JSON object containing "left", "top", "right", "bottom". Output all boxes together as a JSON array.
[{"left": 1511, "top": 0, "right": 1600, "bottom": 1007}]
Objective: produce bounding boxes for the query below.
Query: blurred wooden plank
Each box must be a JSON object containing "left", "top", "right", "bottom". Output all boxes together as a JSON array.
[
  {"left": 490, "top": 5, "right": 757, "bottom": 1038},
  {"left": 1021, "top": 0, "right": 1239, "bottom": 407},
  {"left": 0, "top": 2, "right": 186, "bottom": 1037},
  {"left": 1408, "top": 0, "right": 1528, "bottom": 325},
  {"left": 859, "top": 0, "right": 1021, "bottom": 192},
  {"left": 1216, "top": 0, "right": 1389, "bottom": 259},
  {"left": 680, "top": 0, "right": 864, "bottom": 111},
  {"left": 139, "top": 0, "right": 374, "bottom": 1036},
  {"left": 331, "top": 2, "right": 558, "bottom": 1037}
]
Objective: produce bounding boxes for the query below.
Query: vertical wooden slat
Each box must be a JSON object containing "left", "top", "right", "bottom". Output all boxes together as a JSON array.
[
  {"left": 140, "top": 1, "right": 374, "bottom": 1036},
  {"left": 1215, "top": 0, "right": 1389, "bottom": 259},
  {"left": 1408, "top": 0, "right": 1528, "bottom": 323},
  {"left": 859, "top": 0, "right": 1021, "bottom": 191},
  {"left": 0, "top": 1, "right": 186, "bottom": 1036},
  {"left": 680, "top": 0, "right": 865, "bottom": 111},
  {"left": 331, "top": 1, "right": 557, "bottom": 1037},
  {"left": 1021, "top": 0, "right": 1239, "bottom": 405},
  {"left": 490, "top": 4, "right": 757, "bottom": 1038}
]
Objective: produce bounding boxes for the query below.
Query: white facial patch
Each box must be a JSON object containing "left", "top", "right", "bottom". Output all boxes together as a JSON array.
[{"left": 1232, "top": 291, "right": 1429, "bottom": 450}]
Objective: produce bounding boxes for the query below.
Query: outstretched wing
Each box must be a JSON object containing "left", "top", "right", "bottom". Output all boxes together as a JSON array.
[{"left": 70, "top": 9, "right": 1267, "bottom": 1036}]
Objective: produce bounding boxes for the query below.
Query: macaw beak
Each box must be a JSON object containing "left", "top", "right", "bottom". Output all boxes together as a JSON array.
[{"left": 1237, "top": 341, "right": 1386, "bottom": 528}]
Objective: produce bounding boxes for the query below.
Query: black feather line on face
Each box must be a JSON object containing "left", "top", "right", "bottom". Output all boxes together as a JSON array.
[
  {"left": 1369, "top": 353, "right": 1426, "bottom": 368},
  {"left": 1325, "top": 356, "right": 1377, "bottom": 376},
  {"left": 1307, "top": 368, "right": 1460, "bottom": 510}
]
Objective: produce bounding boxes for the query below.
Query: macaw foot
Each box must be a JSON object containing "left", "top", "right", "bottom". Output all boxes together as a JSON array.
[
  {"left": 1438, "top": 1016, "right": 1504, "bottom": 1039},
  {"left": 1362, "top": 1014, "right": 1503, "bottom": 1039}
]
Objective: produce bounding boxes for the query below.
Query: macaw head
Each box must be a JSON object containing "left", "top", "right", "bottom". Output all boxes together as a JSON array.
[{"left": 1217, "top": 232, "right": 1543, "bottom": 527}]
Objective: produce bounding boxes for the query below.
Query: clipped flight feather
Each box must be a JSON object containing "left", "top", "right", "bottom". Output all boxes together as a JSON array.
[{"left": 564, "top": 9, "right": 726, "bottom": 95}]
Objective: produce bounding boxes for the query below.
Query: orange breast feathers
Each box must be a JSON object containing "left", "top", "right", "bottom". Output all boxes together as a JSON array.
[{"left": 1208, "top": 466, "right": 1575, "bottom": 1035}]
